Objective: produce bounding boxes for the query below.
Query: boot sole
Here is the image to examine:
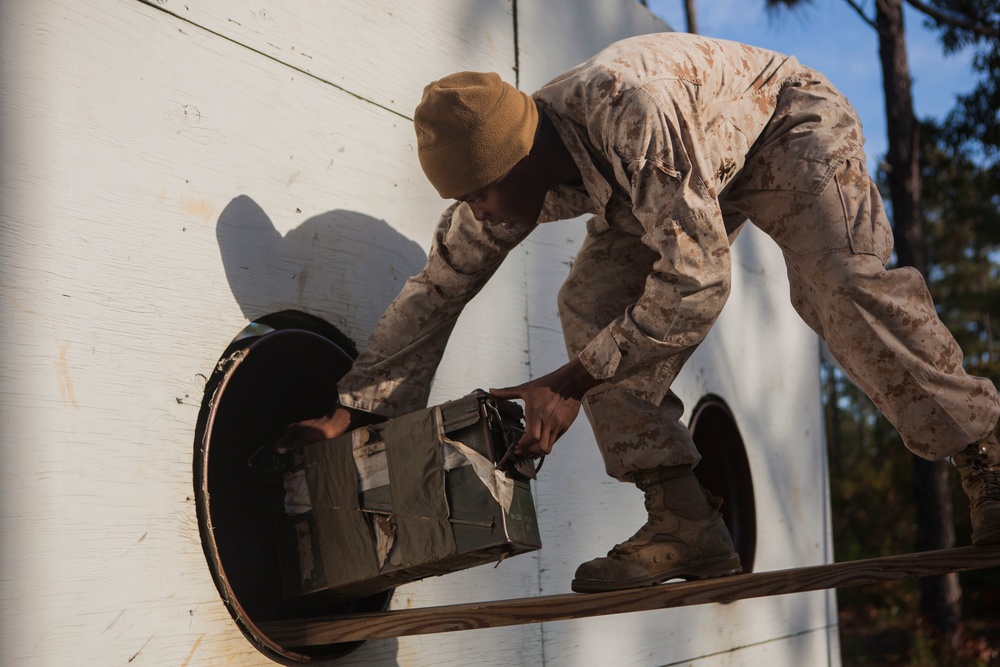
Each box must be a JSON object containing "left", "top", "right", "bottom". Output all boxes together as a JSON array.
[{"left": 571, "top": 553, "right": 743, "bottom": 593}]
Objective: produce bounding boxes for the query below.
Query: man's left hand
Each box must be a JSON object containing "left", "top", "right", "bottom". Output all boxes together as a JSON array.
[{"left": 490, "top": 357, "right": 600, "bottom": 458}]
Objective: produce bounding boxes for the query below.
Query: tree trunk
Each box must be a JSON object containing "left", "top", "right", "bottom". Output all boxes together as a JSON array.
[
  {"left": 875, "top": 0, "right": 962, "bottom": 634},
  {"left": 684, "top": 0, "right": 699, "bottom": 34}
]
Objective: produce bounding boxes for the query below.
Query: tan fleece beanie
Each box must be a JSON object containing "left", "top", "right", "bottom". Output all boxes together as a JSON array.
[{"left": 414, "top": 71, "right": 538, "bottom": 199}]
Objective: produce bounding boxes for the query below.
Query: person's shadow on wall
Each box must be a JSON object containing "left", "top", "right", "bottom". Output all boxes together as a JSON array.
[
  {"left": 216, "top": 195, "right": 427, "bottom": 348},
  {"left": 213, "top": 195, "right": 425, "bottom": 665}
]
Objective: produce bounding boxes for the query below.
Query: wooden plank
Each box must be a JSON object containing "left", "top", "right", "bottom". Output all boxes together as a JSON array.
[{"left": 260, "top": 545, "right": 1000, "bottom": 646}]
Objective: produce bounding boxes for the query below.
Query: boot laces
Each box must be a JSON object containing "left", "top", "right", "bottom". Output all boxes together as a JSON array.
[
  {"left": 970, "top": 444, "right": 991, "bottom": 469},
  {"left": 982, "top": 472, "right": 1000, "bottom": 501},
  {"left": 605, "top": 488, "right": 670, "bottom": 557},
  {"left": 968, "top": 445, "right": 1000, "bottom": 500},
  {"left": 641, "top": 483, "right": 662, "bottom": 513}
]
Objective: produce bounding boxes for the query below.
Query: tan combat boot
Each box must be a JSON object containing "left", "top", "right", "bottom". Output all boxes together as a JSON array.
[
  {"left": 571, "top": 466, "right": 742, "bottom": 593},
  {"left": 951, "top": 432, "right": 1000, "bottom": 545}
]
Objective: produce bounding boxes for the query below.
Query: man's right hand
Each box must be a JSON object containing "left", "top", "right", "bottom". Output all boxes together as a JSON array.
[{"left": 272, "top": 405, "right": 357, "bottom": 453}]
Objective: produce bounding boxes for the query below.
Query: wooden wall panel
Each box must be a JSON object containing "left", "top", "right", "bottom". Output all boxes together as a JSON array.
[
  {"left": 135, "top": 0, "right": 518, "bottom": 120},
  {"left": 0, "top": 1, "right": 531, "bottom": 665}
]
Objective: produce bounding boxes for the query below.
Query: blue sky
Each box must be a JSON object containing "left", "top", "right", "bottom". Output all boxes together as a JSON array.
[{"left": 646, "top": 0, "right": 976, "bottom": 172}]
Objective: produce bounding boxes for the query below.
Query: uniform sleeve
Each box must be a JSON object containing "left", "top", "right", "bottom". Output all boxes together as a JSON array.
[
  {"left": 577, "top": 86, "right": 733, "bottom": 405},
  {"left": 338, "top": 202, "right": 534, "bottom": 416}
]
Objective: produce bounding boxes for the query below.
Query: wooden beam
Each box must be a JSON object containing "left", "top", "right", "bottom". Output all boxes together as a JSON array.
[{"left": 259, "top": 545, "right": 1000, "bottom": 647}]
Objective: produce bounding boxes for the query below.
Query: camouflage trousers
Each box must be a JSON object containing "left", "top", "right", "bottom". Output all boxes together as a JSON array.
[{"left": 558, "top": 150, "right": 1000, "bottom": 480}]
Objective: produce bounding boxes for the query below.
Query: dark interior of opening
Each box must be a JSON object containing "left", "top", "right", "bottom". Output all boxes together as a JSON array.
[
  {"left": 689, "top": 395, "right": 758, "bottom": 573},
  {"left": 194, "top": 311, "right": 391, "bottom": 664}
]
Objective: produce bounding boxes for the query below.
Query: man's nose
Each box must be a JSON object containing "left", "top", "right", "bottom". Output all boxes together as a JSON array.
[{"left": 469, "top": 202, "right": 490, "bottom": 222}]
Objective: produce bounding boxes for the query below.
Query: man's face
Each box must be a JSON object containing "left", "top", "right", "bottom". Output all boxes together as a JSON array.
[{"left": 457, "top": 156, "right": 548, "bottom": 229}]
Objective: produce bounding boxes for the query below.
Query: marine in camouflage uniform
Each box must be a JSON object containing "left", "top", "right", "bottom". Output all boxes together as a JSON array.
[{"left": 306, "top": 32, "right": 1000, "bottom": 591}]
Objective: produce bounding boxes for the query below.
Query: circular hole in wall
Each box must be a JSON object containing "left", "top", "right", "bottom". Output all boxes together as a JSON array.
[
  {"left": 689, "top": 395, "right": 757, "bottom": 573},
  {"left": 194, "top": 310, "right": 392, "bottom": 664}
]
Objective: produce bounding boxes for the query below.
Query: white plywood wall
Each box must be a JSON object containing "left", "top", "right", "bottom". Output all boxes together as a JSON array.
[{"left": 0, "top": 1, "right": 838, "bottom": 665}]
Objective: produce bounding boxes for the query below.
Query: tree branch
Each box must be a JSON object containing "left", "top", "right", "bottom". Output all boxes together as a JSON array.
[
  {"left": 843, "top": 0, "right": 878, "bottom": 30},
  {"left": 904, "top": 0, "right": 1000, "bottom": 39}
]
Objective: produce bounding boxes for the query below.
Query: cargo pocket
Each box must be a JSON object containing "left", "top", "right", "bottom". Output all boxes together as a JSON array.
[{"left": 835, "top": 154, "right": 894, "bottom": 264}]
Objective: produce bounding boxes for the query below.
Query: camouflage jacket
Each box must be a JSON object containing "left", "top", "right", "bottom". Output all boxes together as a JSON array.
[{"left": 338, "top": 32, "right": 863, "bottom": 415}]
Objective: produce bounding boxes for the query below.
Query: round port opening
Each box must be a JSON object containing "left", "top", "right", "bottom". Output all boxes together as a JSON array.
[
  {"left": 689, "top": 395, "right": 757, "bottom": 573},
  {"left": 193, "top": 311, "right": 392, "bottom": 663}
]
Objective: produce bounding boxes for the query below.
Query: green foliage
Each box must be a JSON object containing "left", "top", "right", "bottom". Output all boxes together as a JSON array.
[
  {"left": 826, "top": 350, "right": 1000, "bottom": 662},
  {"left": 824, "top": 361, "right": 920, "bottom": 605},
  {"left": 922, "top": 1, "right": 1000, "bottom": 164},
  {"left": 827, "top": 76, "right": 1000, "bottom": 667},
  {"left": 920, "top": 120, "right": 1000, "bottom": 386}
]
